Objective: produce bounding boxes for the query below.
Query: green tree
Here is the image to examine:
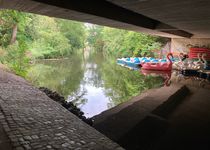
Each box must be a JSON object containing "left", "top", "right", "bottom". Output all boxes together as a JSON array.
[
  {"left": 102, "top": 27, "right": 129, "bottom": 57},
  {"left": 57, "top": 19, "right": 86, "bottom": 51},
  {"left": 87, "top": 25, "right": 164, "bottom": 58},
  {"left": 0, "top": 10, "right": 31, "bottom": 76},
  {"left": 86, "top": 25, "right": 104, "bottom": 52},
  {"left": 0, "top": 10, "right": 31, "bottom": 46},
  {"left": 29, "top": 15, "right": 71, "bottom": 59},
  {"left": 5, "top": 40, "right": 29, "bottom": 76}
]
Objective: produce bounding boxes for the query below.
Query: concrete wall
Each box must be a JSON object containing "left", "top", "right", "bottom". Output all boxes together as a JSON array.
[{"left": 171, "top": 38, "right": 210, "bottom": 55}]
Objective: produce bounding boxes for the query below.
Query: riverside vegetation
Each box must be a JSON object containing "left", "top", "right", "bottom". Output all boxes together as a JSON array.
[{"left": 0, "top": 9, "right": 166, "bottom": 77}]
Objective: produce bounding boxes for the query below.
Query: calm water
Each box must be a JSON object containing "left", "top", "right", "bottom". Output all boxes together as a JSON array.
[{"left": 27, "top": 52, "right": 164, "bottom": 117}]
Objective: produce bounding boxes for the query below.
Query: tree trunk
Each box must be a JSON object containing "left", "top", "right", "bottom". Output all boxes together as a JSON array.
[{"left": 10, "top": 24, "right": 18, "bottom": 44}]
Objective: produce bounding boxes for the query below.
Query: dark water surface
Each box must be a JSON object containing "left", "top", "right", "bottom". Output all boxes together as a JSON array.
[{"left": 27, "top": 53, "right": 164, "bottom": 117}]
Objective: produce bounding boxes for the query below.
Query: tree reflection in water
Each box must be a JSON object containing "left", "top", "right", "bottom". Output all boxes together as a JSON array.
[{"left": 27, "top": 52, "right": 164, "bottom": 117}]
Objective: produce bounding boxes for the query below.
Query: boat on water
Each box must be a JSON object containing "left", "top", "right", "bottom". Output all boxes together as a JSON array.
[
  {"left": 117, "top": 57, "right": 170, "bottom": 69},
  {"left": 116, "top": 53, "right": 185, "bottom": 71},
  {"left": 117, "top": 57, "right": 141, "bottom": 69},
  {"left": 141, "top": 53, "right": 174, "bottom": 71}
]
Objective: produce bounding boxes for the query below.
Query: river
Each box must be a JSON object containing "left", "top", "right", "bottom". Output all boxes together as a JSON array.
[{"left": 27, "top": 52, "right": 164, "bottom": 117}]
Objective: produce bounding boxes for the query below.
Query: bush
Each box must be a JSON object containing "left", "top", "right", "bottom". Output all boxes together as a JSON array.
[{"left": 4, "top": 41, "right": 29, "bottom": 76}]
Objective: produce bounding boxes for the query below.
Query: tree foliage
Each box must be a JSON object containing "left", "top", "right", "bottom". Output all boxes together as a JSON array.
[
  {"left": 0, "top": 9, "right": 86, "bottom": 75},
  {"left": 0, "top": 9, "right": 166, "bottom": 76},
  {"left": 29, "top": 15, "right": 71, "bottom": 59},
  {"left": 86, "top": 25, "right": 104, "bottom": 52},
  {"left": 0, "top": 10, "right": 31, "bottom": 76},
  {"left": 87, "top": 25, "right": 165, "bottom": 58},
  {"left": 5, "top": 41, "right": 29, "bottom": 76},
  {"left": 28, "top": 15, "right": 87, "bottom": 59},
  {"left": 0, "top": 10, "right": 32, "bottom": 45},
  {"left": 57, "top": 19, "right": 86, "bottom": 50}
]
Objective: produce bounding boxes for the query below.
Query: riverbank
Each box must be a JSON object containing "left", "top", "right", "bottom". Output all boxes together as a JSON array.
[
  {"left": 39, "top": 87, "right": 93, "bottom": 125},
  {"left": 33, "top": 57, "right": 70, "bottom": 61}
]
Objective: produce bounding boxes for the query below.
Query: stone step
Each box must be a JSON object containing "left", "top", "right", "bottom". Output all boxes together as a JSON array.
[
  {"left": 92, "top": 85, "right": 190, "bottom": 143},
  {"left": 152, "top": 85, "right": 190, "bottom": 118}
]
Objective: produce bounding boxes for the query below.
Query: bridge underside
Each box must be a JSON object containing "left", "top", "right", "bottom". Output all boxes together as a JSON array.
[{"left": 1, "top": 0, "right": 210, "bottom": 38}]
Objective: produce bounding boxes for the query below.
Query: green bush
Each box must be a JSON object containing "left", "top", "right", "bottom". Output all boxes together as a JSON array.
[{"left": 4, "top": 41, "right": 29, "bottom": 77}]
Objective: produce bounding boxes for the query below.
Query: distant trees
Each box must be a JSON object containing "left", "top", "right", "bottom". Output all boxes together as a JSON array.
[
  {"left": 87, "top": 25, "right": 165, "bottom": 58},
  {"left": 57, "top": 19, "right": 86, "bottom": 50},
  {"left": 29, "top": 15, "right": 86, "bottom": 59},
  {"left": 29, "top": 16, "right": 86, "bottom": 59},
  {"left": 86, "top": 25, "right": 104, "bottom": 52},
  {"left": 29, "top": 15, "right": 71, "bottom": 59}
]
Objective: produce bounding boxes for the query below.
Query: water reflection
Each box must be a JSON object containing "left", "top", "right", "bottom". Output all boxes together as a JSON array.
[
  {"left": 27, "top": 52, "right": 164, "bottom": 117},
  {"left": 66, "top": 60, "right": 114, "bottom": 117},
  {"left": 141, "top": 70, "right": 172, "bottom": 86},
  {"left": 171, "top": 70, "right": 210, "bottom": 88}
]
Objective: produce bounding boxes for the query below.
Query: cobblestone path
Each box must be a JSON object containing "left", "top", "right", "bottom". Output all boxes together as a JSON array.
[{"left": 0, "top": 70, "right": 123, "bottom": 150}]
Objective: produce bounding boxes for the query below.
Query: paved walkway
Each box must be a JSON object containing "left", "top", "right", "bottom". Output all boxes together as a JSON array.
[{"left": 0, "top": 70, "right": 123, "bottom": 150}]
